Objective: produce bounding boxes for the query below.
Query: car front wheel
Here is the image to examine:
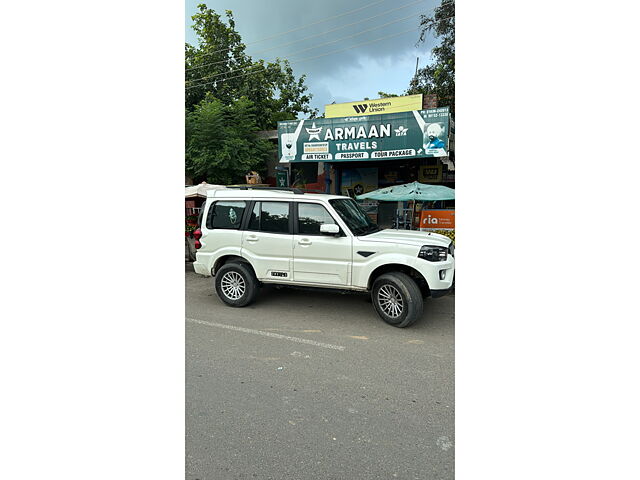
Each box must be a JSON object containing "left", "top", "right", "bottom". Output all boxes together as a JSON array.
[{"left": 371, "top": 272, "right": 424, "bottom": 328}]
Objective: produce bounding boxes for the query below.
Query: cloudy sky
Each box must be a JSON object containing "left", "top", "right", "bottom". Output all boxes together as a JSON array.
[{"left": 185, "top": 0, "right": 442, "bottom": 114}]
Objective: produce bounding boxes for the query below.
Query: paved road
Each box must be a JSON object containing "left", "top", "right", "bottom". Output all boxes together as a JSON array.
[{"left": 186, "top": 263, "right": 454, "bottom": 480}]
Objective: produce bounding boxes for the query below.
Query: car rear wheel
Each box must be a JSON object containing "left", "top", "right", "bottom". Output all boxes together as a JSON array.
[
  {"left": 371, "top": 272, "right": 423, "bottom": 328},
  {"left": 215, "top": 262, "right": 259, "bottom": 307}
]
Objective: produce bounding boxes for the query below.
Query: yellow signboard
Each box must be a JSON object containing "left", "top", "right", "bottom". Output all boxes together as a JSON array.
[{"left": 325, "top": 94, "right": 423, "bottom": 118}]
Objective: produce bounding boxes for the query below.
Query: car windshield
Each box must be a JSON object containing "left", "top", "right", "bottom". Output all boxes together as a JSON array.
[{"left": 329, "top": 198, "right": 381, "bottom": 236}]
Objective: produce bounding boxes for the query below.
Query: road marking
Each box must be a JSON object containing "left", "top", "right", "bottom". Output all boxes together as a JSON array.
[{"left": 186, "top": 318, "right": 346, "bottom": 351}]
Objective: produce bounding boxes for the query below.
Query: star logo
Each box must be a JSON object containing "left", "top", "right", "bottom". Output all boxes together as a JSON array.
[{"left": 305, "top": 122, "right": 322, "bottom": 141}]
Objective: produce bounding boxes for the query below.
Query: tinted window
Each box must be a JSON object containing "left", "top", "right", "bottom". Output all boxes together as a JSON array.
[
  {"left": 206, "top": 201, "right": 246, "bottom": 230},
  {"left": 261, "top": 202, "right": 289, "bottom": 233},
  {"left": 298, "top": 203, "right": 336, "bottom": 235},
  {"left": 248, "top": 202, "right": 290, "bottom": 233},
  {"left": 248, "top": 202, "right": 260, "bottom": 230}
]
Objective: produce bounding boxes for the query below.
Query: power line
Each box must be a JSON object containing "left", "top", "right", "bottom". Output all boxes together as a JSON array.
[
  {"left": 201, "top": 0, "right": 388, "bottom": 56},
  {"left": 186, "top": 0, "right": 428, "bottom": 71},
  {"left": 186, "top": 26, "right": 423, "bottom": 91},
  {"left": 187, "top": 12, "right": 423, "bottom": 86},
  {"left": 187, "top": 13, "right": 455, "bottom": 89}
]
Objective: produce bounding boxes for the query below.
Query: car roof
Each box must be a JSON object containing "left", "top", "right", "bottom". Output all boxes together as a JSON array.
[{"left": 207, "top": 188, "right": 349, "bottom": 202}]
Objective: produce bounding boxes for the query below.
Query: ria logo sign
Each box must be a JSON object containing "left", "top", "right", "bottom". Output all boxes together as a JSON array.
[{"left": 352, "top": 104, "right": 368, "bottom": 114}]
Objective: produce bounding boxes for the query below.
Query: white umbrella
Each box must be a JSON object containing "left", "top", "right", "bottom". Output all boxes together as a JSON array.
[{"left": 185, "top": 182, "right": 226, "bottom": 198}]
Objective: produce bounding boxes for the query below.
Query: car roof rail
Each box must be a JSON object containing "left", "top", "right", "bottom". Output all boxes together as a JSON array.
[{"left": 226, "top": 186, "right": 305, "bottom": 194}]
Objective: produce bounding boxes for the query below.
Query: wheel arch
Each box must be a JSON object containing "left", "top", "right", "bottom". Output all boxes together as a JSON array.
[
  {"left": 367, "top": 264, "right": 430, "bottom": 297},
  {"left": 213, "top": 254, "right": 255, "bottom": 276}
]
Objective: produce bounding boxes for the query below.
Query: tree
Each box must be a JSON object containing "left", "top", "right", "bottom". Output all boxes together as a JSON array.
[
  {"left": 185, "top": 5, "right": 317, "bottom": 128},
  {"left": 186, "top": 96, "right": 274, "bottom": 185},
  {"left": 407, "top": 0, "right": 455, "bottom": 112},
  {"left": 377, "top": 91, "right": 399, "bottom": 98}
]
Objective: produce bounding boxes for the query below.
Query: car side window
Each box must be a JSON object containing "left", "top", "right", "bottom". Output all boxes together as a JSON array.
[
  {"left": 248, "top": 202, "right": 260, "bottom": 230},
  {"left": 248, "top": 201, "right": 290, "bottom": 233},
  {"left": 298, "top": 203, "right": 337, "bottom": 235},
  {"left": 206, "top": 201, "right": 247, "bottom": 230}
]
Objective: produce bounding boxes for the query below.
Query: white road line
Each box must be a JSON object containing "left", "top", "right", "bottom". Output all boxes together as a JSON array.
[{"left": 186, "top": 318, "right": 346, "bottom": 351}]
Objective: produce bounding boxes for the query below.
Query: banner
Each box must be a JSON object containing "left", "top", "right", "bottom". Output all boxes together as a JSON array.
[
  {"left": 325, "top": 94, "right": 423, "bottom": 118},
  {"left": 278, "top": 107, "right": 450, "bottom": 163},
  {"left": 417, "top": 210, "right": 455, "bottom": 231}
]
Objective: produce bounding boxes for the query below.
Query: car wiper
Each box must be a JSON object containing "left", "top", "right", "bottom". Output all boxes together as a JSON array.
[{"left": 356, "top": 225, "right": 381, "bottom": 236}]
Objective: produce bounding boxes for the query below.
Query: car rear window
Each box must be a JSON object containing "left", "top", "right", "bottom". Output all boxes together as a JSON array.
[{"left": 206, "top": 201, "right": 247, "bottom": 230}]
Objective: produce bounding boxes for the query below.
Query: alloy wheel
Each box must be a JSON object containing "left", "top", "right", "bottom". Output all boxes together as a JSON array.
[
  {"left": 220, "top": 271, "right": 246, "bottom": 300},
  {"left": 377, "top": 284, "right": 404, "bottom": 318}
]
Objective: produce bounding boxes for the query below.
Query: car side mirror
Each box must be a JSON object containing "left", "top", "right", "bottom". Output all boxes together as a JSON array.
[{"left": 319, "top": 223, "right": 340, "bottom": 235}]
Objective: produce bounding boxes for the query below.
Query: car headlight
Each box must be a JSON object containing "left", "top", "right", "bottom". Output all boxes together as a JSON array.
[{"left": 418, "top": 245, "right": 448, "bottom": 262}]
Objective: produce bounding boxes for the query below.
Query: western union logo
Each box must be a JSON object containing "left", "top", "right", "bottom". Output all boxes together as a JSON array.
[{"left": 325, "top": 94, "right": 423, "bottom": 118}]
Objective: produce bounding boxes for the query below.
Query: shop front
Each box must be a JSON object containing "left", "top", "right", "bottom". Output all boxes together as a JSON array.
[{"left": 277, "top": 105, "right": 454, "bottom": 229}]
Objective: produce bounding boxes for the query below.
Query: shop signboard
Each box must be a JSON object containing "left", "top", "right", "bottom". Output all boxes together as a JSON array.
[
  {"left": 418, "top": 164, "right": 442, "bottom": 183},
  {"left": 325, "top": 94, "right": 423, "bottom": 118},
  {"left": 275, "top": 170, "right": 288, "bottom": 187},
  {"left": 417, "top": 210, "right": 455, "bottom": 231},
  {"left": 278, "top": 107, "right": 450, "bottom": 163}
]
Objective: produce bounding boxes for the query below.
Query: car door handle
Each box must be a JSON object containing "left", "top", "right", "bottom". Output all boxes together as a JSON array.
[
  {"left": 298, "top": 239, "right": 312, "bottom": 246},
  {"left": 246, "top": 235, "right": 259, "bottom": 243}
]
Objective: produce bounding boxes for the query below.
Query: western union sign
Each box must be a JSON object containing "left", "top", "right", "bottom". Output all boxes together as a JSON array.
[{"left": 325, "top": 94, "right": 423, "bottom": 118}]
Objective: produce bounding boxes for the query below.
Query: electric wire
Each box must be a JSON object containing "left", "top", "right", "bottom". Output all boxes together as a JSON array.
[
  {"left": 202, "top": 0, "right": 388, "bottom": 55},
  {"left": 187, "top": 12, "right": 424, "bottom": 86},
  {"left": 186, "top": 26, "right": 424, "bottom": 91},
  {"left": 186, "top": 13, "right": 454, "bottom": 89},
  {"left": 186, "top": 0, "right": 429, "bottom": 71}
]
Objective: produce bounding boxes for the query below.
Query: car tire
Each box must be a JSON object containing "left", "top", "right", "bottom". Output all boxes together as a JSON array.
[
  {"left": 371, "top": 272, "right": 423, "bottom": 328},
  {"left": 215, "top": 262, "right": 259, "bottom": 307}
]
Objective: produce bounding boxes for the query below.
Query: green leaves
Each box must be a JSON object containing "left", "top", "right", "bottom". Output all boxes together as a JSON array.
[
  {"left": 407, "top": 0, "right": 455, "bottom": 113},
  {"left": 185, "top": 6, "right": 317, "bottom": 128},
  {"left": 186, "top": 96, "right": 274, "bottom": 185},
  {"left": 185, "top": 5, "right": 320, "bottom": 185}
]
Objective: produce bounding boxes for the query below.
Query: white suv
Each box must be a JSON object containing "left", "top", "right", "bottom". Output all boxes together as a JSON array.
[{"left": 193, "top": 187, "right": 454, "bottom": 328}]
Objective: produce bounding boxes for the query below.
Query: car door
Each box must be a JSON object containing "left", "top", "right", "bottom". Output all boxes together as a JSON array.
[
  {"left": 292, "top": 202, "right": 352, "bottom": 286},
  {"left": 241, "top": 201, "right": 294, "bottom": 281}
]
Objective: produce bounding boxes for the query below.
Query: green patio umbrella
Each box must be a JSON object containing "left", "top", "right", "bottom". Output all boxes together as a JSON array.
[{"left": 356, "top": 181, "right": 455, "bottom": 201}]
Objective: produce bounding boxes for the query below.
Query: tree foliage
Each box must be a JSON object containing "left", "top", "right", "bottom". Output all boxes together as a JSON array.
[
  {"left": 185, "top": 5, "right": 317, "bottom": 128},
  {"left": 185, "top": 5, "right": 320, "bottom": 185},
  {"left": 407, "top": 0, "right": 455, "bottom": 112},
  {"left": 186, "top": 96, "right": 274, "bottom": 185}
]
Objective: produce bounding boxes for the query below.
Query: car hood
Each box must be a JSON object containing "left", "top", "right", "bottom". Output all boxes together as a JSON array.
[{"left": 358, "top": 229, "right": 451, "bottom": 248}]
